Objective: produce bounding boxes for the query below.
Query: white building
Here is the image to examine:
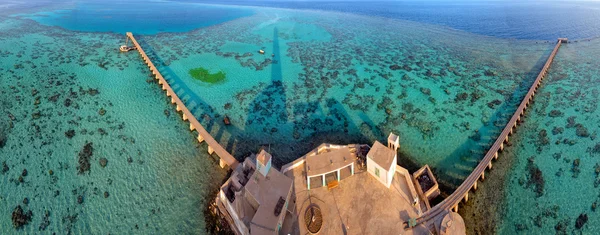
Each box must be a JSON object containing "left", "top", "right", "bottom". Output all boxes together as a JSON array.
[{"left": 366, "top": 140, "right": 398, "bottom": 188}]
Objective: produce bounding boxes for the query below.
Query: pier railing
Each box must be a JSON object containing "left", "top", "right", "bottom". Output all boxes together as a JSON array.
[
  {"left": 413, "top": 38, "right": 566, "bottom": 228},
  {"left": 125, "top": 32, "right": 239, "bottom": 169}
]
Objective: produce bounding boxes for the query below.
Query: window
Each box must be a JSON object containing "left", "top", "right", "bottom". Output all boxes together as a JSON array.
[{"left": 375, "top": 167, "right": 380, "bottom": 178}]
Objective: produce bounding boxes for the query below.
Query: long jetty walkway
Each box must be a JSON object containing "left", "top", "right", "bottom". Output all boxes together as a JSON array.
[
  {"left": 124, "top": 32, "right": 239, "bottom": 169},
  {"left": 411, "top": 38, "right": 568, "bottom": 230}
]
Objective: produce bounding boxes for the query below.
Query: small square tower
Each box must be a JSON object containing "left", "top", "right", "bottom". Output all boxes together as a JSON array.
[
  {"left": 388, "top": 132, "right": 400, "bottom": 152},
  {"left": 256, "top": 150, "right": 272, "bottom": 177}
]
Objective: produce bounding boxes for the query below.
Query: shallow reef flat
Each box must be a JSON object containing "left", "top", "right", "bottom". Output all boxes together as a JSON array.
[
  {"left": 0, "top": 17, "right": 226, "bottom": 234},
  {"left": 486, "top": 38, "right": 600, "bottom": 234},
  {"left": 140, "top": 7, "right": 554, "bottom": 186}
]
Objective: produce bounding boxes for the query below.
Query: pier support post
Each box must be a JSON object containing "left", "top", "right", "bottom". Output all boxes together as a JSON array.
[
  {"left": 488, "top": 162, "right": 492, "bottom": 170},
  {"left": 322, "top": 175, "right": 326, "bottom": 187},
  {"left": 473, "top": 182, "right": 478, "bottom": 190},
  {"left": 494, "top": 152, "right": 498, "bottom": 160},
  {"left": 464, "top": 193, "right": 468, "bottom": 203},
  {"left": 125, "top": 32, "right": 240, "bottom": 176},
  {"left": 452, "top": 205, "right": 459, "bottom": 213},
  {"left": 500, "top": 143, "right": 504, "bottom": 151},
  {"left": 481, "top": 172, "right": 485, "bottom": 181}
]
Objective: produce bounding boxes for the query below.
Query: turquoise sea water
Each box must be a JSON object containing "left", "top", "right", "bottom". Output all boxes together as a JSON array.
[
  {"left": 0, "top": 14, "right": 227, "bottom": 234},
  {"left": 496, "top": 38, "right": 600, "bottom": 234},
  {"left": 136, "top": 8, "right": 553, "bottom": 187},
  {"left": 1, "top": 0, "right": 600, "bottom": 234}
]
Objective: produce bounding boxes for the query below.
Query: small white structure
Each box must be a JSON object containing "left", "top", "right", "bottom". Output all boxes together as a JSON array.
[
  {"left": 256, "top": 150, "right": 272, "bottom": 177},
  {"left": 388, "top": 133, "right": 400, "bottom": 151},
  {"left": 366, "top": 140, "right": 398, "bottom": 188}
]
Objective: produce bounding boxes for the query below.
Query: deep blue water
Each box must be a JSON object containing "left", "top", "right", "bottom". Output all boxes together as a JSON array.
[
  {"left": 177, "top": 0, "right": 600, "bottom": 40},
  {"left": 13, "top": 1, "right": 253, "bottom": 34}
]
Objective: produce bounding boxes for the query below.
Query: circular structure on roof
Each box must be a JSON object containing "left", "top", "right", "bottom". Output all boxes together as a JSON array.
[
  {"left": 304, "top": 205, "right": 323, "bottom": 233},
  {"left": 439, "top": 212, "right": 466, "bottom": 235}
]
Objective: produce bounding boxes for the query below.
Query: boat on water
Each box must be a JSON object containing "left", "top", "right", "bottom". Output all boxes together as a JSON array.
[
  {"left": 120, "top": 45, "right": 136, "bottom": 52},
  {"left": 223, "top": 115, "right": 231, "bottom": 125}
]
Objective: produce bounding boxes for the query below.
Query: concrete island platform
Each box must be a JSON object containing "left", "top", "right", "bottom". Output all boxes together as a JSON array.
[{"left": 215, "top": 133, "right": 465, "bottom": 235}]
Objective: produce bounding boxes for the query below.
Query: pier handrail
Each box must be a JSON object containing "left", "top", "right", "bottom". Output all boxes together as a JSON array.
[
  {"left": 126, "top": 32, "right": 239, "bottom": 169},
  {"left": 413, "top": 38, "right": 564, "bottom": 226}
]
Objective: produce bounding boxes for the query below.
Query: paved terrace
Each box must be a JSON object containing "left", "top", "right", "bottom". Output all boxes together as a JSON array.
[{"left": 281, "top": 145, "right": 432, "bottom": 235}]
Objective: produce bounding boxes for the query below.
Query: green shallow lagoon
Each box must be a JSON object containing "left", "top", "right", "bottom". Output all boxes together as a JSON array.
[{"left": 189, "top": 67, "right": 226, "bottom": 84}]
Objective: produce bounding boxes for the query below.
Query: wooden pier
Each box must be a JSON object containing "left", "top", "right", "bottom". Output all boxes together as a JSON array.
[
  {"left": 411, "top": 38, "right": 566, "bottom": 230},
  {"left": 124, "top": 32, "right": 239, "bottom": 169}
]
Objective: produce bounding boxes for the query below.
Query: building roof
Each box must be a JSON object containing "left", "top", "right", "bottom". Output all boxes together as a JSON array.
[
  {"left": 388, "top": 133, "right": 399, "bottom": 144},
  {"left": 305, "top": 147, "right": 353, "bottom": 177},
  {"left": 257, "top": 150, "right": 271, "bottom": 165},
  {"left": 367, "top": 141, "right": 396, "bottom": 169},
  {"left": 244, "top": 162, "right": 293, "bottom": 232}
]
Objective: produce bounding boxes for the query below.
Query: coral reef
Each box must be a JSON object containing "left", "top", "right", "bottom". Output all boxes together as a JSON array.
[
  {"left": 99, "top": 158, "right": 108, "bottom": 168},
  {"left": 526, "top": 157, "right": 545, "bottom": 197},
  {"left": 11, "top": 205, "right": 32, "bottom": 229},
  {"left": 77, "top": 142, "right": 94, "bottom": 174},
  {"left": 575, "top": 213, "right": 588, "bottom": 229}
]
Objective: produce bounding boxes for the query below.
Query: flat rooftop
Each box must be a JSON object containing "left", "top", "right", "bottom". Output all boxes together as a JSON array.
[
  {"left": 245, "top": 162, "right": 293, "bottom": 233},
  {"left": 283, "top": 161, "right": 430, "bottom": 234},
  {"left": 367, "top": 141, "right": 396, "bottom": 169},
  {"left": 306, "top": 147, "right": 353, "bottom": 176}
]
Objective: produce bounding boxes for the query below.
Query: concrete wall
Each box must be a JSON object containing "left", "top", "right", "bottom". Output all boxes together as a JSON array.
[
  {"left": 386, "top": 163, "right": 394, "bottom": 188},
  {"left": 367, "top": 158, "right": 388, "bottom": 187},
  {"left": 366, "top": 155, "right": 397, "bottom": 188},
  {"left": 219, "top": 189, "right": 250, "bottom": 235},
  {"left": 276, "top": 186, "right": 293, "bottom": 233},
  {"left": 257, "top": 159, "right": 271, "bottom": 177}
]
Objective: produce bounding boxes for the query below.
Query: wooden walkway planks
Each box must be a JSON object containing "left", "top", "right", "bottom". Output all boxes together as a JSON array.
[
  {"left": 126, "top": 32, "right": 239, "bottom": 169},
  {"left": 413, "top": 38, "right": 565, "bottom": 228}
]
